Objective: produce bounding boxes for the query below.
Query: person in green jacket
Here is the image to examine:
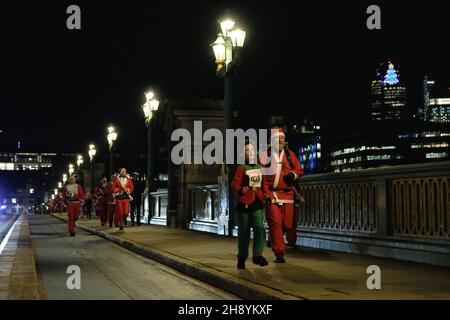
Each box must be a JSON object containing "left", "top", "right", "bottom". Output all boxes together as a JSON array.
[{"left": 231, "top": 140, "right": 269, "bottom": 269}]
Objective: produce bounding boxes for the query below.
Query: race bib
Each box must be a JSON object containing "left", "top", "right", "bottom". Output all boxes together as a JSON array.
[{"left": 246, "top": 169, "right": 262, "bottom": 188}]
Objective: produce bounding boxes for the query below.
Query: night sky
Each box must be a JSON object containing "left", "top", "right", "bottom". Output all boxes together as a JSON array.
[{"left": 1, "top": 0, "right": 449, "bottom": 155}]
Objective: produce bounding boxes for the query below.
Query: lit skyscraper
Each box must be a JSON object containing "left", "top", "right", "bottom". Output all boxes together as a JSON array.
[
  {"left": 419, "top": 76, "right": 435, "bottom": 121},
  {"left": 370, "top": 61, "right": 407, "bottom": 121},
  {"left": 428, "top": 98, "right": 450, "bottom": 123}
]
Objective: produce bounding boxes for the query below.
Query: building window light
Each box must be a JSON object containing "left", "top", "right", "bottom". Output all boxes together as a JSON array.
[{"left": 426, "top": 152, "right": 448, "bottom": 159}]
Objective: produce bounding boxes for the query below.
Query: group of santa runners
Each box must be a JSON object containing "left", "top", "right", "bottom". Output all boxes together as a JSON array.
[
  {"left": 62, "top": 168, "right": 135, "bottom": 236},
  {"left": 231, "top": 127, "right": 303, "bottom": 269},
  {"left": 61, "top": 128, "right": 302, "bottom": 269}
]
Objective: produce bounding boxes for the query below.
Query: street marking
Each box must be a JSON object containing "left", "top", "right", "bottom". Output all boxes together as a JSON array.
[{"left": 0, "top": 218, "right": 19, "bottom": 255}]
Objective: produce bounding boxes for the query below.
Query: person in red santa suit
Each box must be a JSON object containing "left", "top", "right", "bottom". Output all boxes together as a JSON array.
[
  {"left": 261, "top": 128, "right": 303, "bottom": 263},
  {"left": 104, "top": 175, "right": 116, "bottom": 227},
  {"left": 94, "top": 177, "right": 108, "bottom": 226},
  {"left": 112, "top": 168, "right": 134, "bottom": 231},
  {"left": 63, "top": 175, "right": 85, "bottom": 237}
]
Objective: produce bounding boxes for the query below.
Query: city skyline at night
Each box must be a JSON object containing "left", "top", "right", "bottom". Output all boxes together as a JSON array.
[{"left": 0, "top": 1, "right": 449, "bottom": 155}]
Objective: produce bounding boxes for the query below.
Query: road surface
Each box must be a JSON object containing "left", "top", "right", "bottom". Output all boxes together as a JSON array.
[{"left": 29, "top": 214, "right": 237, "bottom": 300}]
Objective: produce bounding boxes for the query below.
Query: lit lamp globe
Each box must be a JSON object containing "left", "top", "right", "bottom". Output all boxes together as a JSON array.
[
  {"left": 142, "top": 102, "right": 152, "bottom": 121},
  {"left": 220, "top": 19, "right": 235, "bottom": 37},
  {"left": 150, "top": 99, "right": 159, "bottom": 112},
  {"left": 58, "top": 182, "right": 63, "bottom": 188},
  {"left": 88, "top": 144, "right": 96, "bottom": 161},
  {"left": 211, "top": 34, "right": 226, "bottom": 70},
  {"left": 62, "top": 174, "right": 68, "bottom": 183},
  {"left": 77, "top": 155, "right": 84, "bottom": 167},
  {"left": 229, "top": 28, "right": 246, "bottom": 47},
  {"left": 145, "top": 91, "right": 154, "bottom": 102}
]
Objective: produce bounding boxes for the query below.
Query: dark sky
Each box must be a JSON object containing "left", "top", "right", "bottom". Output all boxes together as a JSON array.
[{"left": 1, "top": 0, "right": 449, "bottom": 155}]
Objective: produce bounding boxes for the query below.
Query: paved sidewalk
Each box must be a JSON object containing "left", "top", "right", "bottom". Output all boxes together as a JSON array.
[
  {"left": 51, "top": 213, "right": 450, "bottom": 300},
  {"left": 0, "top": 214, "right": 40, "bottom": 300}
]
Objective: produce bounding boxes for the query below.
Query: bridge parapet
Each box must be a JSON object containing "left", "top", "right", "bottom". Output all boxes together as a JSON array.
[{"left": 297, "top": 161, "right": 450, "bottom": 266}]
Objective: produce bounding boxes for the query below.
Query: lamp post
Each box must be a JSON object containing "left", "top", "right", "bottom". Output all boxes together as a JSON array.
[
  {"left": 107, "top": 126, "right": 118, "bottom": 178},
  {"left": 210, "top": 16, "right": 246, "bottom": 236},
  {"left": 77, "top": 155, "right": 84, "bottom": 171},
  {"left": 76, "top": 154, "right": 84, "bottom": 183},
  {"left": 88, "top": 144, "right": 97, "bottom": 192},
  {"left": 68, "top": 164, "right": 74, "bottom": 176},
  {"left": 141, "top": 90, "right": 160, "bottom": 220}
]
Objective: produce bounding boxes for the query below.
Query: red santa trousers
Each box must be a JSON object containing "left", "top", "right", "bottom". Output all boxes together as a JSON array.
[
  {"left": 107, "top": 203, "right": 115, "bottom": 226},
  {"left": 115, "top": 199, "right": 130, "bottom": 227},
  {"left": 98, "top": 202, "right": 108, "bottom": 225},
  {"left": 67, "top": 202, "right": 81, "bottom": 235},
  {"left": 265, "top": 202, "right": 297, "bottom": 255}
]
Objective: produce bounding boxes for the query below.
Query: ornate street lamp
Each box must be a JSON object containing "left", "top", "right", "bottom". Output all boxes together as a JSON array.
[
  {"left": 141, "top": 90, "right": 160, "bottom": 221},
  {"left": 107, "top": 126, "right": 118, "bottom": 177},
  {"left": 210, "top": 16, "right": 246, "bottom": 236},
  {"left": 88, "top": 144, "right": 97, "bottom": 191},
  {"left": 77, "top": 155, "right": 84, "bottom": 170},
  {"left": 68, "top": 164, "right": 74, "bottom": 176}
]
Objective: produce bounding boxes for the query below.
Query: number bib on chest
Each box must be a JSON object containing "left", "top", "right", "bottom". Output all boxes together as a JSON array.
[{"left": 246, "top": 168, "right": 262, "bottom": 189}]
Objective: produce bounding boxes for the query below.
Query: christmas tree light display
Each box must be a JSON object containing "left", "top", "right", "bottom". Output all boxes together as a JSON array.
[{"left": 384, "top": 62, "right": 400, "bottom": 85}]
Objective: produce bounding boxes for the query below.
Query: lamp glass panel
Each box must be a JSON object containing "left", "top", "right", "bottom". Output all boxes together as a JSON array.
[
  {"left": 143, "top": 104, "right": 151, "bottom": 118},
  {"left": 230, "top": 29, "right": 246, "bottom": 47},
  {"left": 220, "top": 20, "right": 235, "bottom": 36},
  {"left": 212, "top": 35, "right": 226, "bottom": 62},
  {"left": 150, "top": 99, "right": 160, "bottom": 112}
]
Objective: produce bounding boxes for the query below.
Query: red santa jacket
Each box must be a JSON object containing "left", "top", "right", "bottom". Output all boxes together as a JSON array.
[
  {"left": 112, "top": 175, "right": 134, "bottom": 198},
  {"left": 260, "top": 148, "right": 303, "bottom": 204},
  {"left": 63, "top": 183, "right": 84, "bottom": 203},
  {"left": 231, "top": 164, "right": 265, "bottom": 206},
  {"left": 104, "top": 182, "right": 115, "bottom": 204}
]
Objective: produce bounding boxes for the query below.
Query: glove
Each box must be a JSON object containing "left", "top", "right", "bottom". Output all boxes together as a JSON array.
[{"left": 283, "top": 172, "right": 296, "bottom": 185}]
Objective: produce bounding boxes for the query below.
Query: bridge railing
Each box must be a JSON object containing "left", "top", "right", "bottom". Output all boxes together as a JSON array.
[{"left": 297, "top": 161, "right": 450, "bottom": 242}]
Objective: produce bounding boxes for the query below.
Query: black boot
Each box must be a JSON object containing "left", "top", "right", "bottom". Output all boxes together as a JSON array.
[
  {"left": 274, "top": 253, "right": 286, "bottom": 263},
  {"left": 252, "top": 255, "right": 269, "bottom": 267},
  {"left": 119, "top": 226, "right": 124, "bottom": 231},
  {"left": 237, "top": 258, "right": 246, "bottom": 269}
]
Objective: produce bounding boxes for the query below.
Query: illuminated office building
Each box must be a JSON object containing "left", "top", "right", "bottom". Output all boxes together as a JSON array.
[
  {"left": 0, "top": 152, "right": 56, "bottom": 171},
  {"left": 419, "top": 76, "right": 435, "bottom": 121},
  {"left": 428, "top": 98, "right": 450, "bottom": 123},
  {"left": 328, "top": 123, "right": 450, "bottom": 172},
  {"left": 370, "top": 61, "right": 407, "bottom": 121}
]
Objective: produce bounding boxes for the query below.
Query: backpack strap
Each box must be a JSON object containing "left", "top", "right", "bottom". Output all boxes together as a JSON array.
[{"left": 284, "top": 143, "right": 295, "bottom": 171}]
